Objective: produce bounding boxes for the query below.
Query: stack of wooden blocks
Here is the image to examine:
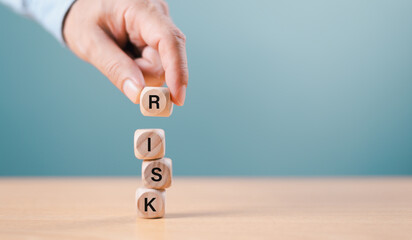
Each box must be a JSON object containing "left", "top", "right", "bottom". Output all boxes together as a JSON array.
[{"left": 134, "top": 87, "right": 173, "bottom": 219}]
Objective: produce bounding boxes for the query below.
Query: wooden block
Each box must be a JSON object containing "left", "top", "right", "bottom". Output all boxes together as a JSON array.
[
  {"left": 134, "top": 129, "right": 165, "bottom": 160},
  {"left": 142, "top": 158, "right": 172, "bottom": 189},
  {"left": 135, "top": 188, "right": 165, "bottom": 218},
  {"left": 140, "top": 87, "right": 173, "bottom": 117}
]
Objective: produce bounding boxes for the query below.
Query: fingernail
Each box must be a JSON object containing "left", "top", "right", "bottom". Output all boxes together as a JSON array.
[
  {"left": 176, "top": 85, "right": 187, "bottom": 106},
  {"left": 123, "top": 79, "right": 139, "bottom": 104}
]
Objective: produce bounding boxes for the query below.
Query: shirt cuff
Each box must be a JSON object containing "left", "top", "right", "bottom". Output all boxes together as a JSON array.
[{"left": 32, "top": 0, "right": 76, "bottom": 44}]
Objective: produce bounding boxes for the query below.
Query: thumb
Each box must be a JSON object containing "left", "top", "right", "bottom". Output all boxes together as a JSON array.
[{"left": 87, "top": 28, "right": 145, "bottom": 104}]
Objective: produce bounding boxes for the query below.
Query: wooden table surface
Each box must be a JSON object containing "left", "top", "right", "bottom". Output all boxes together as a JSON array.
[{"left": 0, "top": 177, "right": 411, "bottom": 240}]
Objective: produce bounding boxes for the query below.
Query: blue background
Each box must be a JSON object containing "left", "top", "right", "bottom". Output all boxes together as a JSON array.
[{"left": 0, "top": 0, "right": 411, "bottom": 176}]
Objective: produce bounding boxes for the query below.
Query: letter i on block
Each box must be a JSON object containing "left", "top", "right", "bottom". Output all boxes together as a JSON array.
[
  {"left": 140, "top": 87, "right": 173, "bottom": 117},
  {"left": 136, "top": 188, "right": 165, "bottom": 218},
  {"left": 134, "top": 129, "right": 165, "bottom": 160}
]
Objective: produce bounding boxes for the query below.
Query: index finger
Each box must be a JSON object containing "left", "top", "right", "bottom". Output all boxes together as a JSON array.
[
  {"left": 126, "top": 10, "right": 188, "bottom": 106},
  {"left": 157, "top": 30, "right": 188, "bottom": 106}
]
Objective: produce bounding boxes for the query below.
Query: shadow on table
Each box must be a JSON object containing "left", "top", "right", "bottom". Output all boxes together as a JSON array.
[{"left": 166, "top": 209, "right": 246, "bottom": 219}]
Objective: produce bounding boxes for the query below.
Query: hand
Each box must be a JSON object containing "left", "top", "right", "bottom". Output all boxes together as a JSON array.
[{"left": 63, "top": 0, "right": 188, "bottom": 105}]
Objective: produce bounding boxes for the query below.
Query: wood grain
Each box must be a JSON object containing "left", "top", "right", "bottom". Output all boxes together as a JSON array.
[
  {"left": 140, "top": 87, "right": 173, "bottom": 117},
  {"left": 0, "top": 177, "right": 411, "bottom": 240},
  {"left": 135, "top": 188, "right": 165, "bottom": 219},
  {"left": 134, "top": 129, "right": 165, "bottom": 160},
  {"left": 142, "top": 158, "right": 172, "bottom": 189}
]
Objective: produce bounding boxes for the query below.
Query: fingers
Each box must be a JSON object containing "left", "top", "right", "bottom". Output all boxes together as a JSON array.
[
  {"left": 125, "top": 5, "right": 188, "bottom": 106},
  {"left": 150, "top": 0, "right": 169, "bottom": 16},
  {"left": 135, "top": 46, "right": 165, "bottom": 86},
  {"left": 157, "top": 31, "right": 188, "bottom": 106},
  {"left": 88, "top": 28, "right": 145, "bottom": 104}
]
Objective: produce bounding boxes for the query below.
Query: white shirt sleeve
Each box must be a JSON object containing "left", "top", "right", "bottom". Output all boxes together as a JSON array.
[{"left": 0, "top": 0, "right": 76, "bottom": 43}]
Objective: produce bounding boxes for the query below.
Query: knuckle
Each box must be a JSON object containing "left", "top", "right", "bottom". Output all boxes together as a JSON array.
[
  {"left": 126, "top": 0, "right": 157, "bottom": 19},
  {"left": 135, "top": 0, "right": 150, "bottom": 9},
  {"left": 136, "top": 0, "right": 157, "bottom": 13},
  {"left": 147, "top": 4, "right": 158, "bottom": 14},
  {"left": 164, "top": 28, "right": 186, "bottom": 46},
  {"left": 173, "top": 29, "right": 186, "bottom": 43},
  {"left": 159, "top": 0, "right": 169, "bottom": 14},
  {"left": 104, "top": 60, "right": 123, "bottom": 86}
]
